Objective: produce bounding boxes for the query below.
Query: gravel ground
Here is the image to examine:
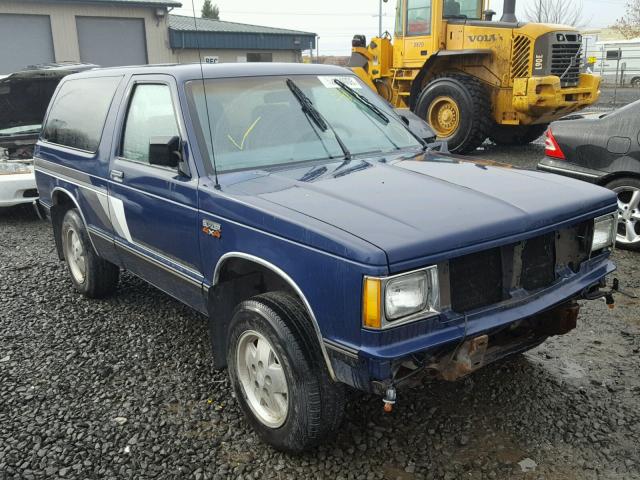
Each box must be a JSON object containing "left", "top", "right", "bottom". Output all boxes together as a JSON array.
[{"left": 2, "top": 144, "right": 640, "bottom": 480}]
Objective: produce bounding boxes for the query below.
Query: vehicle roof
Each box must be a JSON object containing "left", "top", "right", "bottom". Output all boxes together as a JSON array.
[{"left": 63, "top": 62, "right": 352, "bottom": 82}]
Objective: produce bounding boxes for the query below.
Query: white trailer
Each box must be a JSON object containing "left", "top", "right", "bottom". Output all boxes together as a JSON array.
[{"left": 582, "top": 37, "right": 640, "bottom": 86}]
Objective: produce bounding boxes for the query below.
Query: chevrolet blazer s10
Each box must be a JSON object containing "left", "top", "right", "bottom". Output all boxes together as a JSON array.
[{"left": 35, "top": 64, "right": 618, "bottom": 452}]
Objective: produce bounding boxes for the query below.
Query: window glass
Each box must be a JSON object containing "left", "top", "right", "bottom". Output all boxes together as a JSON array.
[
  {"left": 395, "top": 0, "right": 404, "bottom": 36},
  {"left": 247, "top": 52, "right": 273, "bottom": 62},
  {"left": 42, "top": 76, "right": 121, "bottom": 152},
  {"left": 186, "top": 75, "right": 421, "bottom": 173},
  {"left": 606, "top": 50, "right": 621, "bottom": 60},
  {"left": 443, "top": 0, "right": 483, "bottom": 19},
  {"left": 121, "top": 84, "right": 179, "bottom": 164},
  {"left": 407, "top": 0, "right": 432, "bottom": 36}
]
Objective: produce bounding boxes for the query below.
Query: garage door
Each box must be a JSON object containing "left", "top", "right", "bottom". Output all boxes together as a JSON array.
[
  {"left": 77, "top": 17, "right": 148, "bottom": 67},
  {"left": 0, "top": 14, "right": 54, "bottom": 74}
]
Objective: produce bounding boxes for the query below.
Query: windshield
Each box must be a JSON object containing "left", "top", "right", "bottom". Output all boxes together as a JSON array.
[
  {"left": 443, "top": 0, "right": 483, "bottom": 19},
  {"left": 186, "top": 75, "right": 421, "bottom": 173}
]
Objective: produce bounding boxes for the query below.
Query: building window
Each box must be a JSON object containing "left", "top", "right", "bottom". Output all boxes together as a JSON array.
[{"left": 247, "top": 52, "right": 273, "bottom": 62}]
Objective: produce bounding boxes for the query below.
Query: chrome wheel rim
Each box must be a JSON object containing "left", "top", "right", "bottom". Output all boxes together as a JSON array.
[
  {"left": 613, "top": 185, "right": 640, "bottom": 245},
  {"left": 236, "top": 330, "right": 289, "bottom": 428},
  {"left": 64, "top": 228, "right": 86, "bottom": 284}
]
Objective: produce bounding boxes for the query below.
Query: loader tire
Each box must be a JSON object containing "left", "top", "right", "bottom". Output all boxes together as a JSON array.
[
  {"left": 414, "top": 73, "right": 491, "bottom": 154},
  {"left": 489, "top": 124, "right": 548, "bottom": 146}
]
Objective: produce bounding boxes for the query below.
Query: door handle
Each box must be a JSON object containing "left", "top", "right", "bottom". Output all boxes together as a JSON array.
[{"left": 110, "top": 170, "right": 124, "bottom": 182}]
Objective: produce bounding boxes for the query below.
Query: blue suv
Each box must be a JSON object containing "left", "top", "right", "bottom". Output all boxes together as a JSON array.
[{"left": 35, "top": 63, "right": 618, "bottom": 452}]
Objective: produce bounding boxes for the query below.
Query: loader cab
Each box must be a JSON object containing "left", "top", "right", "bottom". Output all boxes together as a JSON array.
[{"left": 394, "top": 0, "right": 486, "bottom": 66}]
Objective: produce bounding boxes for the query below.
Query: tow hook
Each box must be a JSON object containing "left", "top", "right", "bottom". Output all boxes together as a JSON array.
[
  {"left": 583, "top": 277, "right": 627, "bottom": 308},
  {"left": 382, "top": 386, "right": 396, "bottom": 413}
]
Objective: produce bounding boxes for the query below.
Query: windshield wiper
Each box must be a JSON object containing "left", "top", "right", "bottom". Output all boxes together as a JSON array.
[
  {"left": 334, "top": 79, "right": 390, "bottom": 125},
  {"left": 299, "top": 165, "right": 327, "bottom": 182},
  {"left": 286, "top": 78, "right": 352, "bottom": 161}
]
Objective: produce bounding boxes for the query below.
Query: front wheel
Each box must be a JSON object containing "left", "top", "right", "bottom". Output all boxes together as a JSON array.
[
  {"left": 414, "top": 73, "right": 491, "bottom": 154},
  {"left": 227, "top": 292, "right": 345, "bottom": 452},
  {"left": 605, "top": 177, "right": 640, "bottom": 250}
]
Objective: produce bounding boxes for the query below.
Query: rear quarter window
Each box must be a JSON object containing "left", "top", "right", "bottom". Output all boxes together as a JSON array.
[{"left": 42, "top": 76, "right": 121, "bottom": 152}]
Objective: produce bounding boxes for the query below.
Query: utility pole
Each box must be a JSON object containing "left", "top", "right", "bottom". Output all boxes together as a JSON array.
[{"left": 379, "top": 0, "right": 383, "bottom": 37}]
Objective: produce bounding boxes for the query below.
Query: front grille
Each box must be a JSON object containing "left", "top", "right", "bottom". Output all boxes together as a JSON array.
[
  {"left": 450, "top": 247, "right": 505, "bottom": 313},
  {"left": 511, "top": 35, "right": 532, "bottom": 79},
  {"left": 521, "top": 233, "right": 556, "bottom": 291},
  {"left": 551, "top": 43, "right": 581, "bottom": 87}
]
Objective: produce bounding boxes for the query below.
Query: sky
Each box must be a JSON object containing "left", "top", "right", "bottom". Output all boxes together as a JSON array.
[{"left": 172, "top": 0, "right": 628, "bottom": 56}]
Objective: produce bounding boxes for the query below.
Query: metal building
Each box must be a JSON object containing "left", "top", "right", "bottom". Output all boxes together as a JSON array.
[{"left": 0, "top": 0, "right": 316, "bottom": 74}]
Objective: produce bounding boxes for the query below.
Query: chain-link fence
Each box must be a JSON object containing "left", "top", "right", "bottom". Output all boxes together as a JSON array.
[{"left": 583, "top": 39, "right": 640, "bottom": 109}]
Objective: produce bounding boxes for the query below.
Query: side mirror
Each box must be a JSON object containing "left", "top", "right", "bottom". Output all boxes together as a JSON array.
[
  {"left": 149, "top": 136, "right": 181, "bottom": 169},
  {"left": 394, "top": 108, "right": 438, "bottom": 144}
]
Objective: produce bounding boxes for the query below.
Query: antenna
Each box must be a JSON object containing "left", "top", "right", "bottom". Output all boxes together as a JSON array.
[{"left": 191, "top": 0, "right": 221, "bottom": 189}]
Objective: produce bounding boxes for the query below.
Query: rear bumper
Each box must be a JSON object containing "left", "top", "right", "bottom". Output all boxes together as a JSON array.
[
  {"left": 512, "top": 74, "right": 601, "bottom": 123},
  {"left": 537, "top": 157, "right": 606, "bottom": 183},
  {"left": 0, "top": 171, "right": 37, "bottom": 207}
]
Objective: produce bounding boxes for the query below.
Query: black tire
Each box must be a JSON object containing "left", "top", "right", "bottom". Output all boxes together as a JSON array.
[
  {"left": 60, "top": 208, "right": 120, "bottom": 298},
  {"left": 631, "top": 77, "right": 640, "bottom": 88},
  {"left": 414, "top": 73, "right": 491, "bottom": 154},
  {"left": 227, "top": 291, "right": 345, "bottom": 453},
  {"left": 603, "top": 177, "right": 640, "bottom": 251},
  {"left": 489, "top": 124, "right": 548, "bottom": 146}
]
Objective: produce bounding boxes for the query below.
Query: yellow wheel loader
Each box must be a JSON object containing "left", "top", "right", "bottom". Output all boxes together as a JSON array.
[{"left": 349, "top": 0, "right": 601, "bottom": 153}]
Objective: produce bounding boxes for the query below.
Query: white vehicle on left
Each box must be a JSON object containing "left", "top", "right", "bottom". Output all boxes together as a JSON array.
[{"left": 0, "top": 63, "right": 96, "bottom": 209}]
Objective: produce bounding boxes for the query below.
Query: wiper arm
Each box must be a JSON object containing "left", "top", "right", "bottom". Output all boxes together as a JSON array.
[
  {"left": 286, "top": 79, "right": 352, "bottom": 161},
  {"left": 334, "top": 79, "right": 390, "bottom": 125},
  {"left": 299, "top": 165, "right": 327, "bottom": 182}
]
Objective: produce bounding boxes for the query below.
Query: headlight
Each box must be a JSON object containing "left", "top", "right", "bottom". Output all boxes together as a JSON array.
[
  {"left": 0, "top": 162, "right": 33, "bottom": 176},
  {"left": 592, "top": 213, "right": 616, "bottom": 252},
  {"left": 363, "top": 266, "right": 439, "bottom": 329}
]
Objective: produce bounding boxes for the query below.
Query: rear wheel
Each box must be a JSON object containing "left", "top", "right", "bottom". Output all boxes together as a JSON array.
[
  {"left": 631, "top": 77, "right": 640, "bottom": 88},
  {"left": 227, "top": 292, "right": 345, "bottom": 452},
  {"left": 605, "top": 177, "right": 640, "bottom": 250},
  {"left": 61, "top": 208, "right": 120, "bottom": 298},
  {"left": 414, "top": 73, "right": 491, "bottom": 154},
  {"left": 489, "top": 124, "right": 548, "bottom": 146}
]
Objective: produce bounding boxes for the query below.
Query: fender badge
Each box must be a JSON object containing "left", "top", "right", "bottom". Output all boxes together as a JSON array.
[{"left": 202, "top": 219, "right": 222, "bottom": 239}]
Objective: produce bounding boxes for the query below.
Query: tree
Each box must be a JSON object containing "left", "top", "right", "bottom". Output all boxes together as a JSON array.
[
  {"left": 612, "top": 0, "right": 640, "bottom": 39},
  {"left": 201, "top": 0, "right": 220, "bottom": 20},
  {"left": 523, "top": 0, "right": 587, "bottom": 27}
]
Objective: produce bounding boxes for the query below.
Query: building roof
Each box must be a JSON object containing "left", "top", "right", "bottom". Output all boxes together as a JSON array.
[
  {"left": 168, "top": 14, "right": 315, "bottom": 37},
  {"left": 29, "top": 0, "right": 182, "bottom": 6},
  {"left": 168, "top": 15, "right": 316, "bottom": 51}
]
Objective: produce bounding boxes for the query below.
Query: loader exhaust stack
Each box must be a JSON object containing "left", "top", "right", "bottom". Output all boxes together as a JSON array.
[{"left": 500, "top": 0, "right": 517, "bottom": 22}]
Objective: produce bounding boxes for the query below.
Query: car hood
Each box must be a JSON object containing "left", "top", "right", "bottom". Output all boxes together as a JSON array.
[
  {"left": 0, "top": 66, "right": 93, "bottom": 132},
  {"left": 223, "top": 152, "right": 616, "bottom": 267}
]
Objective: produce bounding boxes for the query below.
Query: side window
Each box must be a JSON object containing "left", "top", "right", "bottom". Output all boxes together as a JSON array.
[
  {"left": 406, "top": 0, "right": 432, "bottom": 36},
  {"left": 395, "top": 0, "right": 404, "bottom": 36},
  {"left": 121, "top": 84, "right": 179, "bottom": 164},
  {"left": 43, "top": 76, "right": 121, "bottom": 152}
]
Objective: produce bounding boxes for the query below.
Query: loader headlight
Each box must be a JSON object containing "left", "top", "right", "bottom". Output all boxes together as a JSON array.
[
  {"left": 592, "top": 213, "right": 617, "bottom": 252},
  {"left": 363, "top": 267, "right": 439, "bottom": 329}
]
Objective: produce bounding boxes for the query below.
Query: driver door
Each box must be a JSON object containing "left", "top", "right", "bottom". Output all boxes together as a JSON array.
[{"left": 403, "top": 0, "right": 435, "bottom": 66}]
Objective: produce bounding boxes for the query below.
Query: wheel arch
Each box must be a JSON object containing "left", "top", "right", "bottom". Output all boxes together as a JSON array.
[
  {"left": 208, "top": 252, "right": 336, "bottom": 380},
  {"left": 596, "top": 170, "right": 640, "bottom": 187},
  {"left": 409, "top": 50, "right": 492, "bottom": 110},
  {"left": 50, "top": 187, "right": 96, "bottom": 260}
]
